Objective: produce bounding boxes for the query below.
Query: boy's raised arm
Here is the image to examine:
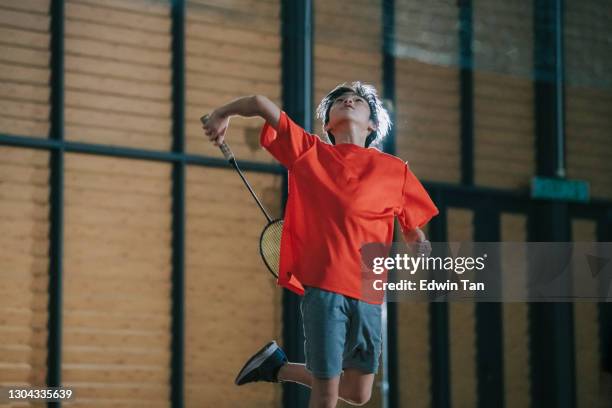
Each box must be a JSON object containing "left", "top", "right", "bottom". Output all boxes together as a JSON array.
[{"left": 202, "top": 95, "right": 281, "bottom": 146}]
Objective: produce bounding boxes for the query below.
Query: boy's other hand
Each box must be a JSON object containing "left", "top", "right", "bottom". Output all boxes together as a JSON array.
[
  {"left": 415, "top": 240, "right": 432, "bottom": 257},
  {"left": 406, "top": 240, "right": 432, "bottom": 258},
  {"left": 404, "top": 228, "right": 432, "bottom": 257},
  {"left": 201, "top": 110, "right": 230, "bottom": 146}
]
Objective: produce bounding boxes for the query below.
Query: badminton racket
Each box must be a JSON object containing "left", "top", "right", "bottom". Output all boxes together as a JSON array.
[{"left": 201, "top": 114, "right": 282, "bottom": 279}]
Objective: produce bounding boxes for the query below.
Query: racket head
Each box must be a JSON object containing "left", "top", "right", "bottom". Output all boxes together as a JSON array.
[{"left": 259, "top": 219, "right": 283, "bottom": 279}]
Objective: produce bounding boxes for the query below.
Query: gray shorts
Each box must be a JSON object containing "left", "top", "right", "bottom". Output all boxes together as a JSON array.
[{"left": 300, "top": 285, "right": 383, "bottom": 379}]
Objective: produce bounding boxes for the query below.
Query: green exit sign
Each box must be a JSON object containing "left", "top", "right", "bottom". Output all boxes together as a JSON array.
[{"left": 531, "top": 176, "right": 590, "bottom": 202}]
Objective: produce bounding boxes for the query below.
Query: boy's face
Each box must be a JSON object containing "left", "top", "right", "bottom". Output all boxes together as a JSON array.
[{"left": 326, "top": 91, "right": 376, "bottom": 136}]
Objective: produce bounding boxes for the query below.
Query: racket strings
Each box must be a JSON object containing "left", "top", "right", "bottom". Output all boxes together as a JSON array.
[{"left": 260, "top": 219, "right": 283, "bottom": 278}]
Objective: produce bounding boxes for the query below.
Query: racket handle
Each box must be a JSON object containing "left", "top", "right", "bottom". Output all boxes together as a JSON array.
[
  {"left": 219, "top": 141, "right": 235, "bottom": 162},
  {"left": 200, "top": 114, "right": 235, "bottom": 162}
]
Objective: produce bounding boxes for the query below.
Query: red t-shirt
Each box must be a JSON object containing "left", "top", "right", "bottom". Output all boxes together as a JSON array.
[{"left": 260, "top": 111, "right": 439, "bottom": 304}]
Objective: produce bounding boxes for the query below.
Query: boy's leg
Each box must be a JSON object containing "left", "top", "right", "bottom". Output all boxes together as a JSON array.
[
  {"left": 338, "top": 368, "right": 375, "bottom": 406},
  {"left": 300, "top": 286, "right": 346, "bottom": 406},
  {"left": 298, "top": 286, "right": 381, "bottom": 406},
  {"left": 278, "top": 363, "right": 375, "bottom": 406},
  {"left": 309, "top": 375, "right": 340, "bottom": 408},
  {"left": 277, "top": 362, "right": 312, "bottom": 387},
  {"left": 339, "top": 298, "right": 383, "bottom": 406}
]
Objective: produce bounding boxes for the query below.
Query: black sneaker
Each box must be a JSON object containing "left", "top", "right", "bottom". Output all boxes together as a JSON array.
[{"left": 234, "top": 340, "right": 288, "bottom": 386}]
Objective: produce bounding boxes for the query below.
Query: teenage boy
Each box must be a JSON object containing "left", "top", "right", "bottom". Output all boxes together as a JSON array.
[{"left": 202, "top": 82, "right": 438, "bottom": 407}]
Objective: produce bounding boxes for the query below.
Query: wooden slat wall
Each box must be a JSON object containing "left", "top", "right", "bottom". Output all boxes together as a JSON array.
[
  {"left": 571, "top": 219, "right": 605, "bottom": 408},
  {"left": 185, "top": 0, "right": 281, "bottom": 162},
  {"left": 396, "top": 223, "right": 431, "bottom": 407},
  {"left": 0, "top": 146, "right": 49, "bottom": 408},
  {"left": 500, "top": 214, "right": 530, "bottom": 408},
  {"left": 446, "top": 208, "right": 477, "bottom": 407},
  {"left": 64, "top": 0, "right": 173, "bottom": 150},
  {"left": 565, "top": 86, "right": 612, "bottom": 200},
  {"left": 472, "top": 0, "right": 534, "bottom": 190},
  {"left": 0, "top": 0, "right": 50, "bottom": 138},
  {"left": 312, "top": 0, "right": 383, "bottom": 143},
  {"left": 395, "top": 1, "right": 461, "bottom": 183},
  {"left": 61, "top": 153, "right": 172, "bottom": 408},
  {"left": 396, "top": 293, "right": 432, "bottom": 407},
  {"left": 565, "top": 1, "right": 612, "bottom": 200},
  {"left": 185, "top": 167, "right": 282, "bottom": 407}
]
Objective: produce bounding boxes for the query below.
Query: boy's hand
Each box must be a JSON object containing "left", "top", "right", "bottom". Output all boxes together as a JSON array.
[
  {"left": 404, "top": 228, "right": 432, "bottom": 257},
  {"left": 414, "top": 240, "right": 432, "bottom": 257},
  {"left": 201, "top": 110, "right": 230, "bottom": 146},
  {"left": 406, "top": 240, "right": 432, "bottom": 258}
]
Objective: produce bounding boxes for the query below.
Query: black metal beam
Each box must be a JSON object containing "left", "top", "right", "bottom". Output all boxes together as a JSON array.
[
  {"left": 428, "top": 190, "right": 450, "bottom": 408},
  {"left": 569, "top": 199, "right": 612, "bottom": 220},
  {"left": 597, "top": 210, "right": 612, "bottom": 375},
  {"left": 534, "top": 1, "right": 566, "bottom": 178},
  {"left": 0, "top": 133, "right": 285, "bottom": 174},
  {"left": 432, "top": 182, "right": 528, "bottom": 214},
  {"left": 47, "top": 1, "right": 64, "bottom": 408},
  {"left": 382, "top": 0, "right": 396, "bottom": 157},
  {"left": 458, "top": 0, "right": 474, "bottom": 185},
  {"left": 474, "top": 204, "right": 504, "bottom": 408},
  {"left": 280, "top": 0, "right": 312, "bottom": 407},
  {"left": 170, "top": 0, "right": 186, "bottom": 407},
  {"left": 382, "top": 1, "right": 398, "bottom": 407},
  {"left": 529, "top": 2, "right": 576, "bottom": 408}
]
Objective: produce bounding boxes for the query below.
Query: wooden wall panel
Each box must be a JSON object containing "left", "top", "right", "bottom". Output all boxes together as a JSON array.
[
  {"left": 395, "top": 1, "right": 461, "bottom": 184},
  {"left": 500, "top": 213, "right": 530, "bottom": 408},
  {"left": 473, "top": 71, "right": 534, "bottom": 189},
  {"left": 0, "top": 0, "right": 50, "bottom": 139},
  {"left": 571, "top": 219, "right": 607, "bottom": 408},
  {"left": 565, "top": 1, "right": 612, "bottom": 200},
  {"left": 472, "top": 0, "right": 534, "bottom": 189},
  {"left": 446, "top": 208, "right": 477, "bottom": 407},
  {"left": 396, "top": 298, "right": 431, "bottom": 407},
  {"left": 0, "top": 146, "right": 49, "bottom": 408},
  {"left": 62, "top": 153, "right": 172, "bottom": 408},
  {"left": 312, "top": 0, "right": 382, "bottom": 145},
  {"left": 185, "top": 167, "right": 282, "bottom": 407},
  {"left": 185, "top": 0, "right": 281, "bottom": 163},
  {"left": 396, "top": 221, "right": 432, "bottom": 407},
  {"left": 64, "top": 0, "right": 173, "bottom": 151},
  {"left": 565, "top": 86, "right": 612, "bottom": 200}
]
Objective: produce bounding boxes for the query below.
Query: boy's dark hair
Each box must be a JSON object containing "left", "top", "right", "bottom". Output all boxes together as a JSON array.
[{"left": 315, "top": 81, "right": 392, "bottom": 148}]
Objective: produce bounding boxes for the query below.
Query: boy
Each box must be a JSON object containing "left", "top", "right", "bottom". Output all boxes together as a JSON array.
[{"left": 202, "top": 82, "right": 438, "bottom": 407}]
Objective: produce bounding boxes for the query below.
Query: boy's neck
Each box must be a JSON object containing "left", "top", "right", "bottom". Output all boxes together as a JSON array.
[{"left": 332, "top": 122, "right": 368, "bottom": 147}]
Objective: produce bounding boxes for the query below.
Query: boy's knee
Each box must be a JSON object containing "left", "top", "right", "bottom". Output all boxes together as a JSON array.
[
  {"left": 339, "top": 372, "right": 373, "bottom": 406},
  {"left": 346, "top": 389, "right": 371, "bottom": 406}
]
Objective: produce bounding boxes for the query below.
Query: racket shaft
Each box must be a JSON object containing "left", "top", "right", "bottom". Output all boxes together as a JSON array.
[{"left": 231, "top": 160, "right": 273, "bottom": 223}]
